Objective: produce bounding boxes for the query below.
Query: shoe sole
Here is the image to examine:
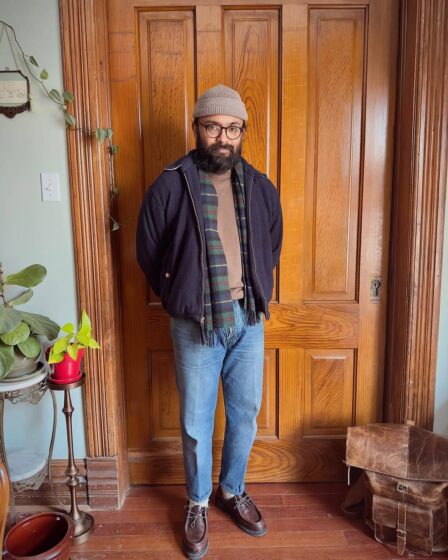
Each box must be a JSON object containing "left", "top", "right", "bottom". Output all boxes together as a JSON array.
[
  {"left": 183, "top": 542, "right": 209, "bottom": 560},
  {"left": 215, "top": 499, "right": 268, "bottom": 537}
]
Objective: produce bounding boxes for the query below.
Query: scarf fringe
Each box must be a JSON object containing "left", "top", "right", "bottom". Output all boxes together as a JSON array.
[{"left": 200, "top": 309, "right": 261, "bottom": 346}]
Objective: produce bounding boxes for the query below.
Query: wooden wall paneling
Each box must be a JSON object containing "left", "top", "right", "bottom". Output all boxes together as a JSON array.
[
  {"left": 303, "top": 349, "right": 354, "bottom": 437},
  {"left": 59, "top": 0, "right": 128, "bottom": 507},
  {"left": 224, "top": 9, "right": 279, "bottom": 179},
  {"left": 196, "top": 6, "right": 223, "bottom": 92},
  {"left": 279, "top": 4, "right": 307, "bottom": 306},
  {"left": 385, "top": 0, "right": 448, "bottom": 429},
  {"left": 305, "top": 8, "right": 364, "bottom": 301},
  {"left": 355, "top": 0, "right": 399, "bottom": 426},
  {"left": 138, "top": 11, "right": 196, "bottom": 186},
  {"left": 125, "top": 10, "right": 196, "bottom": 475},
  {"left": 109, "top": 5, "right": 150, "bottom": 457},
  {"left": 149, "top": 352, "right": 180, "bottom": 439}
]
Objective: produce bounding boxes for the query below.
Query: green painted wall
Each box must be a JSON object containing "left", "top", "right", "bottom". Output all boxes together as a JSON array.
[
  {"left": 434, "top": 180, "right": 448, "bottom": 436},
  {"left": 0, "top": 1, "right": 86, "bottom": 459}
]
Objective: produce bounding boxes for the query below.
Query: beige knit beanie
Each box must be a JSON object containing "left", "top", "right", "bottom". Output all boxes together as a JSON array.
[{"left": 193, "top": 84, "right": 248, "bottom": 121}]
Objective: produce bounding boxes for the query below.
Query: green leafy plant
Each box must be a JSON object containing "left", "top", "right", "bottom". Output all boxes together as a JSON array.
[
  {"left": 48, "top": 310, "right": 100, "bottom": 364},
  {"left": 0, "top": 263, "right": 60, "bottom": 379}
]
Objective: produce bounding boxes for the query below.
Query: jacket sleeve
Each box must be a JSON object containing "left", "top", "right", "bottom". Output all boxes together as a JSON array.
[
  {"left": 268, "top": 180, "right": 283, "bottom": 268},
  {"left": 136, "top": 188, "right": 166, "bottom": 296}
]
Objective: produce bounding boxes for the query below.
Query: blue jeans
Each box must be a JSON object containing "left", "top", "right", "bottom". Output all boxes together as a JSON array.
[{"left": 170, "top": 300, "right": 264, "bottom": 503}]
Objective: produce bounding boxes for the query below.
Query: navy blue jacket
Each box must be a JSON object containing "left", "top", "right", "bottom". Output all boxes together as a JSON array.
[{"left": 136, "top": 151, "right": 283, "bottom": 323}]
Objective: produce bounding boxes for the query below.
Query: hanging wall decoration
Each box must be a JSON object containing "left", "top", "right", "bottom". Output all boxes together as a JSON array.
[
  {"left": 0, "top": 69, "right": 30, "bottom": 118},
  {"left": 0, "top": 23, "right": 31, "bottom": 118}
]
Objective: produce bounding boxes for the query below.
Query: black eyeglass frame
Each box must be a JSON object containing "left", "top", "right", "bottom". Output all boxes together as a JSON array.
[{"left": 196, "top": 122, "right": 246, "bottom": 140}]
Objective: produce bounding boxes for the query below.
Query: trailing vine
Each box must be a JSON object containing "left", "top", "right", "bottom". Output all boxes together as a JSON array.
[{"left": 0, "top": 20, "right": 121, "bottom": 231}]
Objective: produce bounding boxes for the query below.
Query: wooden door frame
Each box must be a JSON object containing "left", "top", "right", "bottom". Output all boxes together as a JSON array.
[{"left": 58, "top": 0, "right": 448, "bottom": 507}]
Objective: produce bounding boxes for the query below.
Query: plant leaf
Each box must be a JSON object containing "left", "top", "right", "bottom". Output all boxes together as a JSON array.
[
  {"left": 6, "top": 264, "right": 47, "bottom": 288},
  {"left": 49, "top": 89, "right": 62, "bottom": 103},
  {"left": 9, "top": 289, "right": 33, "bottom": 307},
  {"left": 63, "top": 91, "right": 74, "bottom": 102},
  {"left": 96, "top": 128, "right": 106, "bottom": 144},
  {"left": 62, "top": 322, "right": 74, "bottom": 334},
  {"left": 40, "top": 68, "right": 49, "bottom": 80},
  {"left": 20, "top": 312, "right": 60, "bottom": 340},
  {"left": 88, "top": 338, "right": 100, "bottom": 349},
  {"left": 29, "top": 56, "right": 38, "bottom": 67},
  {"left": 0, "top": 321, "right": 30, "bottom": 346},
  {"left": 65, "top": 111, "right": 76, "bottom": 127},
  {"left": 104, "top": 128, "right": 113, "bottom": 140},
  {"left": 18, "top": 335, "right": 41, "bottom": 358},
  {"left": 0, "top": 344, "right": 15, "bottom": 379},
  {"left": 67, "top": 344, "right": 78, "bottom": 361},
  {"left": 110, "top": 144, "right": 119, "bottom": 154},
  {"left": 0, "top": 307, "right": 22, "bottom": 335},
  {"left": 81, "top": 310, "right": 91, "bottom": 330},
  {"left": 53, "top": 336, "right": 69, "bottom": 355},
  {"left": 111, "top": 219, "right": 120, "bottom": 232},
  {"left": 48, "top": 348, "right": 64, "bottom": 364}
]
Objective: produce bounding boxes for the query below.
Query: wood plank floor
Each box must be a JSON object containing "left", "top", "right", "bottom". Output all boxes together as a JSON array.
[{"left": 70, "top": 483, "right": 448, "bottom": 559}]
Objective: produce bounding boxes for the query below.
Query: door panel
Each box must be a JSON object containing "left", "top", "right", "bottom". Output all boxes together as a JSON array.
[{"left": 109, "top": 0, "right": 398, "bottom": 484}]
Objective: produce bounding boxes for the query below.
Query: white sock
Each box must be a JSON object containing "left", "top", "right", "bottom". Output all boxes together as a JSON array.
[
  {"left": 189, "top": 498, "right": 208, "bottom": 508},
  {"left": 221, "top": 488, "right": 235, "bottom": 500}
]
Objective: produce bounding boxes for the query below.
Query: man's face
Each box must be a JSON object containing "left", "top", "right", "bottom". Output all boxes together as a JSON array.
[{"left": 193, "top": 114, "right": 245, "bottom": 174}]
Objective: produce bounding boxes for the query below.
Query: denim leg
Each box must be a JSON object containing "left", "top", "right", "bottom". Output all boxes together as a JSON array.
[
  {"left": 219, "top": 310, "right": 265, "bottom": 496},
  {"left": 170, "top": 317, "right": 225, "bottom": 503}
]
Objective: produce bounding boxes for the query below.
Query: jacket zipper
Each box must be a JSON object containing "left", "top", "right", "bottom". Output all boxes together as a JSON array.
[
  {"left": 247, "top": 175, "right": 267, "bottom": 316},
  {"left": 183, "top": 171, "right": 205, "bottom": 325}
]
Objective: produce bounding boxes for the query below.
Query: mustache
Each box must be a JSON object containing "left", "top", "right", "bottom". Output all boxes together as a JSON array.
[{"left": 207, "top": 143, "right": 234, "bottom": 153}]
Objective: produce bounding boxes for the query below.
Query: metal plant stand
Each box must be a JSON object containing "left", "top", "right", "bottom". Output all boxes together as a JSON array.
[{"left": 47, "top": 373, "right": 94, "bottom": 544}]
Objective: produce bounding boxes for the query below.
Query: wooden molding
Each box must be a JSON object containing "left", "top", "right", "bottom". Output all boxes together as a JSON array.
[
  {"left": 58, "top": 0, "right": 128, "bottom": 506},
  {"left": 14, "top": 458, "right": 120, "bottom": 509},
  {"left": 384, "top": 0, "right": 448, "bottom": 429},
  {"left": 14, "top": 460, "right": 88, "bottom": 507}
]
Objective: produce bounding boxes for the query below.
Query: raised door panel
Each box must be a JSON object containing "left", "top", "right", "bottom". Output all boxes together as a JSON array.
[
  {"left": 304, "top": 9, "right": 365, "bottom": 301},
  {"left": 224, "top": 10, "right": 279, "bottom": 181}
]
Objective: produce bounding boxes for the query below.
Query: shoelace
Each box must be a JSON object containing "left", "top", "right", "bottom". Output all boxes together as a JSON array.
[
  {"left": 233, "top": 493, "right": 253, "bottom": 512},
  {"left": 186, "top": 506, "right": 207, "bottom": 528}
]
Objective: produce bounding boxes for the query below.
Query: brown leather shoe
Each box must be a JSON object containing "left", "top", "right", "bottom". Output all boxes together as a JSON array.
[
  {"left": 215, "top": 486, "right": 267, "bottom": 537},
  {"left": 182, "top": 503, "right": 209, "bottom": 559}
]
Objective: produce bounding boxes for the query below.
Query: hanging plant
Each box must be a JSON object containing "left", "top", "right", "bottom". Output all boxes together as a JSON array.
[{"left": 0, "top": 20, "right": 122, "bottom": 231}]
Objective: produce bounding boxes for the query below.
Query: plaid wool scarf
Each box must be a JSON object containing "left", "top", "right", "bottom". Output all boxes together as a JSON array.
[{"left": 198, "top": 159, "right": 259, "bottom": 345}]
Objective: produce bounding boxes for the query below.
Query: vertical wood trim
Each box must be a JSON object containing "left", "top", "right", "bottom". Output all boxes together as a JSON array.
[
  {"left": 58, "top": 0, "right": 128, "bottom": 506},
  {"left": 385, "top": 0, "right": 448, "bottom": 429}
]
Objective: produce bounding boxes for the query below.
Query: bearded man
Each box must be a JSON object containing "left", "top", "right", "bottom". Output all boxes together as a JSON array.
[{"left": 137, "top": 84, "right": 283, "bottom": 559}]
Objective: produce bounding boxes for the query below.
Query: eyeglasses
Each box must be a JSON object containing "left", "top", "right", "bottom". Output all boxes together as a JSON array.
[{"left": 198, "top": 123, "right": 245, "bottom": 140}]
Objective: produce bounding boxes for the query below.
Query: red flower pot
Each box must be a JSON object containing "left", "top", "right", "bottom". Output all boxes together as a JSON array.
[
  {"left": 50, "top": 348, "right": 84, "bottom": 384},
  {"left": 3, "top": 512, "right": 74, "bottom": 559}
]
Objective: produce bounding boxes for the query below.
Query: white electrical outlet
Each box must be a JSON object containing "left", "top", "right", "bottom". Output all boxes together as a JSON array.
[{"left": 40, "top": 172, "right": 60, "bottom": 202}]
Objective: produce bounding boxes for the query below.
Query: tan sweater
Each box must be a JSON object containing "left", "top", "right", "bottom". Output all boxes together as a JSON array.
[{"left": 209, "top": 170, "right": 244, "bottom": 300}]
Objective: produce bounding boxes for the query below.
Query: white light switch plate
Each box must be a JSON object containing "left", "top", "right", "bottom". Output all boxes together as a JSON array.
[{"left": 40, "top": 172, "right": 60, "bottom": 202}]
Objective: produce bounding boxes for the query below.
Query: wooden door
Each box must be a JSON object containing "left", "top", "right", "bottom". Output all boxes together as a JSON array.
[{"left": 109, "top": 0, "right": 398, "bottom": 484}]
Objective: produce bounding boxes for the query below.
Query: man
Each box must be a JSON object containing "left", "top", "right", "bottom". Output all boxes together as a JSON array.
[{"left": 136, "top": 84, "right": 282, "bottom": 559}]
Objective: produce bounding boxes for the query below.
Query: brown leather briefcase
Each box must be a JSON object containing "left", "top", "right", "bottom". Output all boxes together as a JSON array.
[{"left": 345, "top": 422, "right": 448, "bottom": 556}]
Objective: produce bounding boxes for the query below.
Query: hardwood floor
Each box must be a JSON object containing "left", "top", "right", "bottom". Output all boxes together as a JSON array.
[{"left": 70, "top": 483, "right": 448, "bottom": 559}]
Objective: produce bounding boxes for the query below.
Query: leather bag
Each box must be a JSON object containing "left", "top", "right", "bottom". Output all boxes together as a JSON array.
[{"left": 345, "top": 422, "right": 448, "bottom": 556}]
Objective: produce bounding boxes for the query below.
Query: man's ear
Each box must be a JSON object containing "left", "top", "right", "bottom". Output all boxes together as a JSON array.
[{"left": 192, "top": 120, "right": 198, "bottom": 139}]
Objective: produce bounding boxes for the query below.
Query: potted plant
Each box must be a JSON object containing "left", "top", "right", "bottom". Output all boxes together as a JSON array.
[
  {"left": 48, "top": 310, "right": 100, "bottom": 384},
  {"left": 0, "top": 263, "right": 60, "bottom": 380}
]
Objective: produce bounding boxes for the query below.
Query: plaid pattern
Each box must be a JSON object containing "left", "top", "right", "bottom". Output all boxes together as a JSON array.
[{"left": 198, "top": 160, "right": 259, "bottom": 345}]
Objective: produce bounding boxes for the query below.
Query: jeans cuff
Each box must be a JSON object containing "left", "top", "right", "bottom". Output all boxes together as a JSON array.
[{"left": 219, "top": 482, "right": 244, "bottom": 497}]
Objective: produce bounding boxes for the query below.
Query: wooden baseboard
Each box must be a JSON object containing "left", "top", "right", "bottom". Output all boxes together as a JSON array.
[{"left": 13, "top": 456, "right": 122, "bottom": 510}]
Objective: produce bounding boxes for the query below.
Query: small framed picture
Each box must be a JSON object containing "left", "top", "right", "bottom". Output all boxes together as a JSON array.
[{"left": 0, "top": 70, "right": 31, "bottom": 118}]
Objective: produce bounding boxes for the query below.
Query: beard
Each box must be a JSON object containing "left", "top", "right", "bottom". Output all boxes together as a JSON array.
[{"left": 195, "top": 134, "right": 242, "bottom": 174}]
